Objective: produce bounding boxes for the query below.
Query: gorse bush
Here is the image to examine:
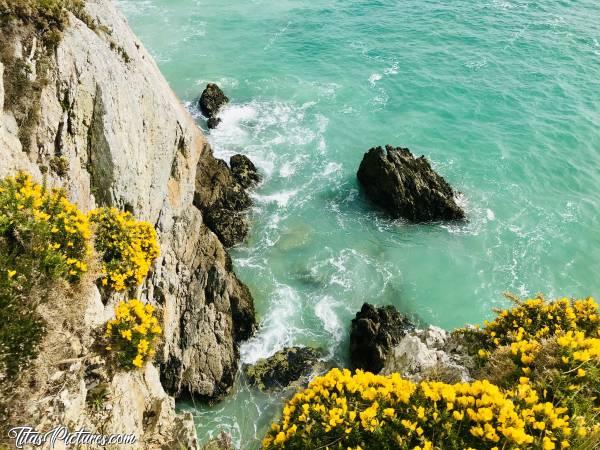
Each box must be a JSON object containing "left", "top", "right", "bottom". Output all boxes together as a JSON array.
[
  {"left": 0, "top": 173, "right": 163, "bottom": 379},
  {"left": 262, "top": 369, "right": 574, "bottom": 450},
  {"left": 476, "top": 297, "right": 600, "bottom": 448},
  {"left": 0, "top": 172, "right": 90, "bottom": 377},
  {"left": 89, "top": 208, "right": 159, "bottom": 292},
  {"left": 265, "top": 297, "right": 600, "bottom": 449},
  {"left": 479, "top": 297, "right": 599, "bottom": 350},
  {"left": 0, "top": 172, "right": 91, "bottom": 281},
  {"left": 104, "top": 299, "right": 161, "bottom": 369}
]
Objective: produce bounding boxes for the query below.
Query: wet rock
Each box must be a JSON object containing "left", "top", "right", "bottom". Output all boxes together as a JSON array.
[
  {"left": 199, "top": 83, "right": 229, "bottom": 119},
  {"left": 207, "top": 117, "right": 222, "bottom": 129},
  {"left": 194, "top": 147, "right": 257, "bottom": 247},
  {"left": 357, "top": 145, "right": 465, "bottom": 222},
  {"left": 244, "top": 347, "right": 322, "bottom": 391},
  {"left": 349, "top": 303, "right": 415, "bottom": 373},
  {"left": 230, "top": 154, "right": 261, "bottom": 189},
  {"left": 381, "top": 326, "right": 476, "bottom": 383}
]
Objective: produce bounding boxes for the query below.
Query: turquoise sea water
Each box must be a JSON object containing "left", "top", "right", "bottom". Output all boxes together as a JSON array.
[{"left": 118, "top": 1, "right": 600, "bottom": 447}]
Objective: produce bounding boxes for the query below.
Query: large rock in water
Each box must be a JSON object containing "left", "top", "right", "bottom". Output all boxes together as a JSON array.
[
  {"left": 244, "top": 347, "right": 322, "bottom": 391},
  {"left": 350, "top": 303, "right": 414, "bottom": 373},
  {"left": 199, "top": 83, "right": 229, "bottom": 119},
  {"left": 357, "top": 145, "right": 465, "bottom": 222}
]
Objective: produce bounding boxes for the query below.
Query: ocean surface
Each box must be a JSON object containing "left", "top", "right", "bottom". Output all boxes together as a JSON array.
[{"left": 117, "top": 0, "right": 600, "bottom": 447}]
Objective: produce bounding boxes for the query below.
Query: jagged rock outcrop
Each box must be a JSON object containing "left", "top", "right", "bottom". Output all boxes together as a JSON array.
[
  {"left": 1, "top": 0, "right": 257, "bottom": 446},
  {"left": 193, "top": 154, "right": 257, "bottom": 247},
  {"left": 199, "top": 83, "right": 228, "bottom": 129},
  {"left": 243, "top": 347, "right": 322, "bottom": 391},
  {"left": 349, "top": 303, "right": 414, "bottom": 373},
  {"left": 381, "top": 326, "right": 475, "bottom": 383},
  {"left": 357, "top": 145, "right": 465, "bottom": 222},
  {"left": 230, "top": 154, "right": 261, "bottom": 189}
]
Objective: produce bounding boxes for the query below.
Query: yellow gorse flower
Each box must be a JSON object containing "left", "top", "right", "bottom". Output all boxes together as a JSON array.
[
  {"left": 0, "top": 172, "right": 91, "bottom": 281},
  {"left": 264, "top": 297, "right": 599, "bottom": 449},
  {"left": 105, "top": 299, "right": 161, "bottom": 369},
  {"left": 89, "top": 207, "right": 159, "bottom": 292}
]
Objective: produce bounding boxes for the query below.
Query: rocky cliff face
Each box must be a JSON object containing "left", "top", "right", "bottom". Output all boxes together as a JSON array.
[{"left": 1, "top": 0, "right": 255, "bottom": 446}]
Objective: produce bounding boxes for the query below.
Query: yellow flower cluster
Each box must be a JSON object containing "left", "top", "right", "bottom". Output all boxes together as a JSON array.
[
  {"left": 89, "top": 208, "right": 159, "bottom": 292},
  {"left": 482, "top": 297, "right": 599, "bottom": 347},
  {"left": 262, "top": 368, "right": 573, "bottom": 450},
  {"left": 0, "top": 172, "right": 90, "bottom": 281},
  {"left": 476, "top": 297, "right": 600, "bottom": 443},
  {"left": 105, "top": 299, "right": 161, "bottom": 369}
]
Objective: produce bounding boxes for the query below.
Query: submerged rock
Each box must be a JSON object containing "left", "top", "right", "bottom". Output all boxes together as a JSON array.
[
  {"left": 199, "top": 83, "right": 229, "bottom": 119},
  {"left": 230, "top": 154, "right": 261, "bottom": 189},
  {"left": 381, "top": 326, "right": 476, "bottom": 383},
  {"left": 244, "top": 347, "right": 322, "bottom": 391},
  {"left": 357, "top": 145, "right": 465, "bottom": 222},
  {"left": 349, "top": 303, "right": 414, "bottom": 373}
]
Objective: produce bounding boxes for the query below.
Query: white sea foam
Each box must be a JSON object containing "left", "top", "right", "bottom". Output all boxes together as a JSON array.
[
  {"left": 240, "top": 284, "right": 302, "bottom": 364},
  {"left": 253, "top": 190, "right": 298, "bottom": 208},
  {"left": 314, "top": 296, "right": 344, "bottom": 357},
  {"left": 322, "top": 162, "right": 342, "bottom": 177},
  {"left": 368, "top": 73, "right": 382, "bottom": 85}
]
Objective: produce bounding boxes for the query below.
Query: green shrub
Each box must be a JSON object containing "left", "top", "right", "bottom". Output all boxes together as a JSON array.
[
  {"left": 265, "top": 297, "right": 600, "bottom": 449},
  {"left": 89, "top": 208, "right": 159, "bottom": 293},
  {"left": 0, "top": 172, "right": 90, "bottom": 377},
  {"left": 104, "top": 299, "right": 161, "bottom": 369}
]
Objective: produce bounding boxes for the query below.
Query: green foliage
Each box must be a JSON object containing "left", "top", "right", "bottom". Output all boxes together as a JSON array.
[
  {"left": 89, "top": 208, "right": 159, "bottom": 293},
  {"left": 104, "top": 299, "right": 161, "bottom": 369},
  {"left": 0, "top": 172, "right": 91, "bottom": 378},
  {"left": 0, "top": 0, "right": 86, "bottom": 31}
]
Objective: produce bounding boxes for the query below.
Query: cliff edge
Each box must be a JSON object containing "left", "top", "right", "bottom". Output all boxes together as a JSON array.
[{"left": 0, "top": 0, "right": 256, "bottom": 447}]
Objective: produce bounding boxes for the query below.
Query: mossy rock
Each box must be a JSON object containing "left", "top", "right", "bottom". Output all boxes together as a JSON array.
[{"left": 244, "top": 347, "right": 322, "bottom": 391}]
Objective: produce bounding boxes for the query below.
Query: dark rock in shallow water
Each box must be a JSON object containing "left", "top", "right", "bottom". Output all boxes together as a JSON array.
[
  {"left": 199, "top": 83, "right": 229, "bottom": 118},
  {"left": 194, "top": 147, "right": 257, "bottom": 247},
  {"left": 207, "top": 117, "right": 222, "bottom": 129},
  {"left": 357, "top": 145, "right": 465, "bottom": 222},
  {"left": 244, "top": 347, "right": 322, "bottom": 391},
  {"left": 350, "top": 303, "right": 415, "bottom": 373},
  {"left": 204, "top": 209, "right": 248, "bottom": 248},
  {"left": 230, "top": 154, "right": 261, "bottom": 189}
]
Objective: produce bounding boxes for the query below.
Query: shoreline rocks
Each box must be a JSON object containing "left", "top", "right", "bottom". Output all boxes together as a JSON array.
[
  {"left": 349, "top": 303, "right": 414, "bottom": 373},
  {"left": 357, "top": 145, "right": 465, "bottom": 222},
  {"left": 199, "top": 83, "right": 229, "bottom": 129},
  {"left": 244, "top": 347, "right": 322, "bottom": 392},
  {"left": 194, "top": 152, "right": 260, "bottom": 247},
  {"left": 381, "top": 326, "right": 475, "bottom": 383}
]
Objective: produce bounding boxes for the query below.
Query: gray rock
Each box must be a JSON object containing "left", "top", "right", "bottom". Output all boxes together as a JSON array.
[
  {"left": 194, "top": 153, "right": 256, "bottom": 248},
  {"left": 357, "top": 145, "right": 465, "bottom": 222},
  {"left": 381, "top": 326, "right": 474, "bottom": 383},
  {"left": 207, "top": 117, "right": 222, "bottom": 129}
]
